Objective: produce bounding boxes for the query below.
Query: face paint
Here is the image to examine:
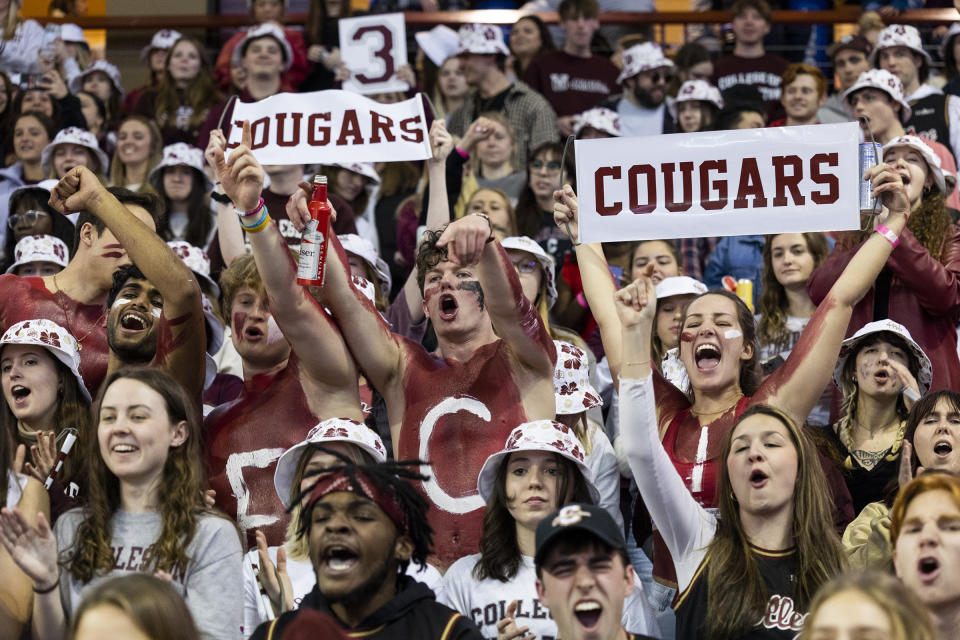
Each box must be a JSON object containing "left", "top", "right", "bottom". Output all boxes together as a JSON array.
[
  {"left": 100, "top": 243, "right": 125, "bottom": 260},
  {"left": 457, "top": 280, "right": 485, "bottom": 312},
  {"left": 680, "top": 331, "right": 696, "bottom": 343},
  {"left": 266, "top": 315, "right": 284, "bottom": 345},
  {"left": 233, "top": 311, "right": 247, "bottom": 340},
  {"left": 113, "top": 296, "right": 133, "bottom": 308},
  {"left": 723, "top": 329, "right": 742, "bottom": 340},
  {"left": 150, "top": 307, "right": 161, "bottom": 319}
]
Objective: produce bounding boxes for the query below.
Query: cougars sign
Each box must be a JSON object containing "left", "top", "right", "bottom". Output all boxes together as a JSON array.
[{"left": 575, "top": 122, "right": 860, "bottom": 242}]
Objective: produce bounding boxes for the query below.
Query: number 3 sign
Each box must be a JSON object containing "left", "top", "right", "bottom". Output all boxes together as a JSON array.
[{"left": 339, "top": 13, "right": 409, "bottom": 95}]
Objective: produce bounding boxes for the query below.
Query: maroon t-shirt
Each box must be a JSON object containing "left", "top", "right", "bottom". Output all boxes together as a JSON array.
[
  {"left": 712, "top": 53, "right": 789, "bottom": 122},
  {"left": 0, "top": 275, "right": 108, "bottom": 396},
  {"left": 523, "top": 50, "right": 620, "bottom": 117}
]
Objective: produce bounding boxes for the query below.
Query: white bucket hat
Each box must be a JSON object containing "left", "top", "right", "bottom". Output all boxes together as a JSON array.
[
  {"left": 573, "top": 107, "right": 621, "bottom": 138},
  {"left": 554, "top": 340, "right": 602, "bottom": 415},
  {"left": 149, "top": 143, "right": 214, "bottom": 193},
  {"left": 882, "top": 135, "right": 957, "bottom": 194},
  {"left": 870, "top": 24, "right": 932, "bottom": 66},
  {"left": 670, "top": 79, "right": 724, "bottom": 119},
  {"left": 140, "top": 29, "right": 182, "bottom": 61},
  {"left": 833, "top": 319, "right": 933, "bottom": 395},
  {"left": 617, "top": 42, "right": 674, "bottom": 85},
  {"left": 331, "top": 162, "right": 381, "bottom": 185},
  {"left": 68, "top": 60, "right": 125, "bottom": 99},
  {"left": 232, "top": 23, "right": 293, "bottom": 71},
  {"left": 477, "top": 420, "right": 598, "bottom": 503},
  {"left": 340, "top": 234, "right": 392, "bottom": 298},
  {"left": 6, "top": 235, "right": 69, "bottom": 274},
  {"left": 500, "top": 236, "right": 557, "bottom": 309},
  {"left": 656, "top": 275, "right": 707, "bottom": 300},
  {"left": 0, "top": 319, "right": 90, "bottom": 402},
  {"left": 273, "top": 418, "right": 387, "bottom": 508},
  {"left": 841, "top": 69, "right": 912, "bottom": 123},
  {"left": 456, "top": 24, "right": 510, "bottom": 56},
  {"left": 416, "top": 25, "right": 460, "bottom": 66},
  {"left": 166, "top": 241, "right": 220, "bottom": 299},
  {"left": 41, "top": 128, "right": 110, "bottom": 177},
  {"left": 60, "top": 24, "right": 88, "bottom": 48}
]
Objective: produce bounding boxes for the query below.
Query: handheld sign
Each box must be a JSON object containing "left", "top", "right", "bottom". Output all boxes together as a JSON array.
[
  {"left": 575, "top": 122, "right": 860, "bottom": 242},
  {"left": 339, "top": 13, "right": 409, "bottom": 95},
  {"left": 226, "top": 89, "right": 431, "bottom": 165}
]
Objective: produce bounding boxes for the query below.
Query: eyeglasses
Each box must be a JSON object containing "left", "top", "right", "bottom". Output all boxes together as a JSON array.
[
  {"left": 648, "top": 71, "right": 674, "bottom": 84},
  {"left": 8, "top": 210, "right": 50, "bottom": 229},
  {"left": 512, "top": 259, "right": 539, "bottom": 275},
  {"left": 530, "top": 160, "right": 561, "bottom": 173}
]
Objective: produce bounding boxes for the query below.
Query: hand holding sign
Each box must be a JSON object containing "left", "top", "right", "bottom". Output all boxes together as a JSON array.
[
  {"left": 339, "top": 13, "right": 408, "bottom": 95},
  {"left": 553, "top": 184, "right": 580, "bottom": 244},
  {"left": 215, "top": 121, "right": 264, "bottom": 213}
]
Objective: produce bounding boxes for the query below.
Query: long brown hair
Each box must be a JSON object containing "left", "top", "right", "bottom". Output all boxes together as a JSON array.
[
  {"left": 474, "top": 451, "right": 592, "bottom": 582},
  {"left": 904, "top": 390, "right": 960, "bottom": 474},
  {"left": 109, "top": 116, "right": 163, "bottom": 191},
  {"left": 705, "top": 404, "right": 846, "bottom": 638},
  {"left": 756, "top": 232, "right": 830, "bottom": 348},
  {"left": 153, "top": 37, "right": 221, "bottom": 134},
  {"left": 839, "top": 189, "right": 951, "bottom": 261},
  {"left": 68, "top": 367, "right": 208, "bottom": 583}
]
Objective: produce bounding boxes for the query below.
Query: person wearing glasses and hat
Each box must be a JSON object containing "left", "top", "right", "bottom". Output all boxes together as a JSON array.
[{"left": 605, "top": 42, "right": 676, "bottom": 138}]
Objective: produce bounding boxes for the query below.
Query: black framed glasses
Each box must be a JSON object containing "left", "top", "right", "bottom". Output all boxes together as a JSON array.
[
  {"left": 530, "top": 160, "right": 562, "bottom": 173},
  {"left": 8, "top": 210, "right": 49, "bottom": 229}
]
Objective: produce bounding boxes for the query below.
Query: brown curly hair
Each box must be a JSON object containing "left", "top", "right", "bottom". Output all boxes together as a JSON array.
[
  {"left": 414, "top": 226, "right": 450, "bottom": 294},
  {"left": 67, "top": 367, "right": 208, "bottom": 583}
]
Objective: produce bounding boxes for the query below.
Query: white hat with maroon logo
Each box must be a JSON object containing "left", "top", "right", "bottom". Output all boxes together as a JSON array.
[
  {"left": 340, "top": 234, "right": 392, "bottom": 298},
  {"left": 140, "top": 29, "right": 182, "bottom": 61},
  {"left": 149, "top": 143, "right": 214, "bottom": 192},
  {"left": 617, "top": 42, "right": 674, "bottom": 85},
  {"left": 553, "top": 340, "right": 602, "bottom": 415},
  {"left": 41, "top": 127, "right": 110, "bottom": 177},
  {"left": 0, "top": 319, "right": 90, "bottom": 402},
  {"left": 233, "top": 23, "right": 294, "bottom": 71},
  {"left": 273, "top": 418, "right": 387, "bottom": 507},
  {"left": 841, "top": 69, "right": 912, "bottom": 123},
  {"left": 500, "top": 236, "right": 557, "bottom": 309},
  {"left": 477, "top": 420, "right": 599, "bottom": 503},
  {"left": 882, "top": 135, "right": 956, "bottom": 194},
  {"left": 456, "top": 24, "right": 511, "bottom": 56},
  {"left": 6, "top": 235, "right": 69, "bottom": 274},
  {"left": 573, "top": 107, "right": 621, "bottom": 138},
  {"left": 68, "top": 60, "right": 125, "bottom": 99},
  {"left": 870, "top": 24, "right": 932, "bottom": 66}
]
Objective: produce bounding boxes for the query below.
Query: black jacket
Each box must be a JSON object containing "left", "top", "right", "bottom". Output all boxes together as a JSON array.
[{"left": 251, "top": 575, "right": 482, "bottom": 640}]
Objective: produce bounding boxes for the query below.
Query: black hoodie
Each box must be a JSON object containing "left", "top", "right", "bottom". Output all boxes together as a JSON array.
[{"left": 251, "top": 575, "right": 482, "bottom": 640}]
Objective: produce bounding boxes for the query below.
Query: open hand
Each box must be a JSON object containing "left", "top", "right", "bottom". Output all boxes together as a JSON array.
[
  {"left": 25, "top": 431, "right": 58, "bottom": 483},
  {"left": 0, "top": 508, "right": 59, "bottom": 590},
  {"left": 255, "top": 530, "right": 294, "bottom": 615}
]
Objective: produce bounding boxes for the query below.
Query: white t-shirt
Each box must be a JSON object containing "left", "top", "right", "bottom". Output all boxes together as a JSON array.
[
  {"left": 586, "top": 421, "right": 625, "bottom": 532},
  {"left": 241, "top": 547, "right": 445, "bottom": 637},
  {"left": 617, "top": 98, "right": 666, "bottom": 138},
  {"left": 440, "top": 553, "right": 658, "bottom": 639},
  {"left": 5, "top": 470, "right": 26, "bottom": 509}
]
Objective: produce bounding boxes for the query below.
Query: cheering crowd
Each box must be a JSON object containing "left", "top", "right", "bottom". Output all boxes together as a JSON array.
[{"left": 1, "top": 0, "right": 960, "bottom": 638}]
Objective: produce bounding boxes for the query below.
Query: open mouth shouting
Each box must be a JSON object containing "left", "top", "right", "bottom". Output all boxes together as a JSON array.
[
  {"left": 917, "top": 555, "right": 941, "bottom": 584},
  {"left": 934, "top": 439, "right": 954, "bottom": 459},
  {"left": 694, "top": 343, "right": 722, "bottom": 371},
  {"left": 749, "top": 469, "right": 769, "bottom": 489},
  {"left": 573, "top": 600, "right": 603, "bottom": 631},
  {"left": 320, "top": 542, "right": 360, "bottom": 576},
  {"left": 10, "top": 384, "right": 31, "bottom": 407},
  {"left": 120, "top": 310, "right": 151, "bottom": 334},
  {"left": 438, "top": 293, "right": 459, "bottom": 321}
]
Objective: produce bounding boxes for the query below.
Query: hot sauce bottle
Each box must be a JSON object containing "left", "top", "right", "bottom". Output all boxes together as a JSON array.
[{"left": 297, "top": 175, "right": 331, "bottom": 286}]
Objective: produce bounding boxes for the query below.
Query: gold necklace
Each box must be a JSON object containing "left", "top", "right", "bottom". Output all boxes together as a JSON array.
[{"left": 689, "top": 392, "right": 744, "bottom": 417}]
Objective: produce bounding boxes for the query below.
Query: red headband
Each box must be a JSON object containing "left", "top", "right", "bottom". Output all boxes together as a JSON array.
[{"left": 305, "top": 468, "right": 407, "bottom": 533}]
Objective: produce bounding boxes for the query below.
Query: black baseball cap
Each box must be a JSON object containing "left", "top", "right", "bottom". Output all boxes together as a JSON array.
[
  {"left": 827, "top": 34, "right": 872, "bottom": 60},
  {"left": 534, "top": 503, "right": 627, "bottom": 568}
]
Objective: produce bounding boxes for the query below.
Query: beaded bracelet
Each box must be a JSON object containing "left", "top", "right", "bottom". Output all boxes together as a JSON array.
[{"left": 238, "top": 199, "right": 271, "bottom": 234}]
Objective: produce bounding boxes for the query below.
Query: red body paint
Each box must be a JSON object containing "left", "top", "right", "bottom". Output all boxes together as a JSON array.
[
  {"left": 679, "top": 330, "right": 696, "bottom": 343},
  {"left": 100, "top": 252, "right": 124, "bottom": 259},
  {"left": 233, "top": 311, "right": 248, "bottom": 341}
]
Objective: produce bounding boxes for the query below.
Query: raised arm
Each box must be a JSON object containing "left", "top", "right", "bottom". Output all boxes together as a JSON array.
[
  {"left": 755, "top": 162, "right": 912, "bottom": 425},
  {"left": 616, "top": 278, "right": 715, "bottom": 590},
  {"left": 49, "top": 166, "right": 206, "bottom": 395},
  {"left": 436, "top": 215, "right": 555, "bottom": 376},
  {"left": 206, "top": 130, "right": 247, "bottom": 267},
  {"left": 212, "top": 125, "right": 363, "bottom": 412}
]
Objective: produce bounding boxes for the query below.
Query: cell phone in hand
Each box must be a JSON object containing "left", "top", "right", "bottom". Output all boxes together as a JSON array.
[{"left": 41, "top": 23, "right": 60, "bottom": 57}]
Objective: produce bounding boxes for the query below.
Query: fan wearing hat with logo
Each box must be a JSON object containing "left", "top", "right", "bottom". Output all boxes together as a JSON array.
[
  {"left": 604, "top": 42, "right": 676, "bottom": 138},
  {"left": 447, "top": 23, "right": 558, "bottom": 175},
  {"left": 41, "top": 128, "right": 108, "bottom": 183},
  {"left": 670, "top": 80, "right": 723, "bottom": 134},
  {"left": 68, "top": 61, "right": 125, "bottom": 130},
  {"left": 149, "top": 143, "right": 215, "bottom": 249},
  {"left": 535, "top": 504, "right": 659, "bottom": 640},
  {"left": 6, "top": 235, "right": 68, "bottom": 278},
  {"left": 873, "top": 24, "right": 960, "bottom": 164},
  {"left": 821, "top": 320, "right": 931, "bottom": 514},
  {"left": 809, "top": 135, "right": 960, "bottom": 393},
  {"left": 843, "top": 69, "right": 960, "bottom": 209},
  {"left": 242, "top": 419, "right": 444, "bottom": 635},
  {"left": 0, "top": 318, "right": 91, "bottom": 521},
  {"left": 1, "top": 180, "right": 75, "bottom": 270},
  {"left": 123, "top": 29, "right": 182, "bottom": 116},
  {"left": 440, "top": 421, "right": 657, "bottom": 639}
]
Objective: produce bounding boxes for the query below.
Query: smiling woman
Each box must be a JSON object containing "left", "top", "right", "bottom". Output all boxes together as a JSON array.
[{"left": 0, "top": 367, "right": 243, "bottom": 640}]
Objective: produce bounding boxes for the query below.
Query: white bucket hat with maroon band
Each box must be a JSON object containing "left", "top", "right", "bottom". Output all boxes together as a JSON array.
[
  {"left": 149, "top": 143, "right": 214, "bottom": 193},
  {"left": 331, "top": 161, "right": 381, "bottom": 185},
  {"left": 140, "top": 29, "right": 182, "bottom": 61},
  {"left": 233, "top": 23, "right": 294, "bottom": 71},
  {"left": 68, "top": 60, "right": 125, "bottom": 99},
  {"left": 500, "top": 236, "right": 557, "bottom": 309},
  {"left": 573, "top": 107, "right": 621, "bottom": 138},
  {"left": 841, "top": 69, "right": 912, "bottom": 123},
  {"left": 273, "top": 418, "right": 387, "bottom": 508},
  {"left": 6, "top": 235, "right": 69, "bottom": 274},
  {"left": 0, "top": 319, "right": 91, "bottom": 402},
  {"left": 477, "top": 420, "right": 599, "bottom": 503},
  {"left": 882, "top": 135, "right": 956, "bottom": 194},
  {"left": 656, "top": 276, "right": 707, "bottom": 300},
  {"left": 456, "top": 24, "right": 511, "bottom": 56},
  {"left": 833, "top": 319, "right": 933, "bottom": 395},
  {"left": 340, "top": 234, "right": 392, "bottom": 298},
  {"left": 870, "top": 24, "right": 932, "bottom": 66},
  {"left": 166, "top": 241, "right": 220, "bottom": 299},
  {"left": 617, "top": 42, "right": 674, "bottom": 85},
  {"left": 416, "top": 25, "right": 460, "bottom": 66},
  {"left": 554, "top": 341, "right": 602, "bottom": 415},
  {"left": 41, "top": 128, "right": 110, "bottom": 177},
  {"left": 669, "top": 79, "right": 724, "bottom": 120}
]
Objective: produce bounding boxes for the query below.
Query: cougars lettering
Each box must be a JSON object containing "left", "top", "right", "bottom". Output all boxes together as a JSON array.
[{"left": 227, "top": 109, "right": 424, "bottom": 150}]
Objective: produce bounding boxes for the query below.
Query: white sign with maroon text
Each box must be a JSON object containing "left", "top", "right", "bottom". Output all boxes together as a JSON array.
[
  {"left": 575, "top": 122, "right": 860, "bottom": 242},
  {"left": 339, "top": 13, "right": 409, "bottom": 95},
  {"left": 226, "top": 89, "right": 431, "bottom": 164}
]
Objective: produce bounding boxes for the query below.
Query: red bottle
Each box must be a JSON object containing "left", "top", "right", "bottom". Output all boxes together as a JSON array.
[{"left": 297, "top": 175, "right": 331, "bottom": 286}]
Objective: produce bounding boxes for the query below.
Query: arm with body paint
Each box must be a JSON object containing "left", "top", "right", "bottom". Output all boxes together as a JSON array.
[
  {"left": 48, "top": 166, "right": 206, "bottom": 395},
  {"left": 756, "top": 163, "right": 910, "bottom": 425},
  {"left": 213, "top": 129, "right": 363, "bottom": 409}
]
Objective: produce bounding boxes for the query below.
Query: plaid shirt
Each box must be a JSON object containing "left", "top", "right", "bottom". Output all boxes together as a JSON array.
[
  {"left": 681, "top": 237, "right": 720, "bottom": 283},
  {"left": 448, "top": 80, "right": 560, "bottom": 170}
]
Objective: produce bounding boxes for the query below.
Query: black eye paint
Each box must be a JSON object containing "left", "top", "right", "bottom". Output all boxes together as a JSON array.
[{"left": 458, "top": 280, "right": 485, "bottom": 311}]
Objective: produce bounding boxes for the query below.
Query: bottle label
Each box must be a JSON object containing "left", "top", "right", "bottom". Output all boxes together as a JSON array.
[{"left": 297, "top": 220, "right": 324, "bottom": 283}]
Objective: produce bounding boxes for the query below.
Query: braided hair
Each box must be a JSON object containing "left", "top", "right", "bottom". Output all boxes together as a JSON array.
[{"left": 293, "top": 449, "right": 434, "bottom": 573}]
